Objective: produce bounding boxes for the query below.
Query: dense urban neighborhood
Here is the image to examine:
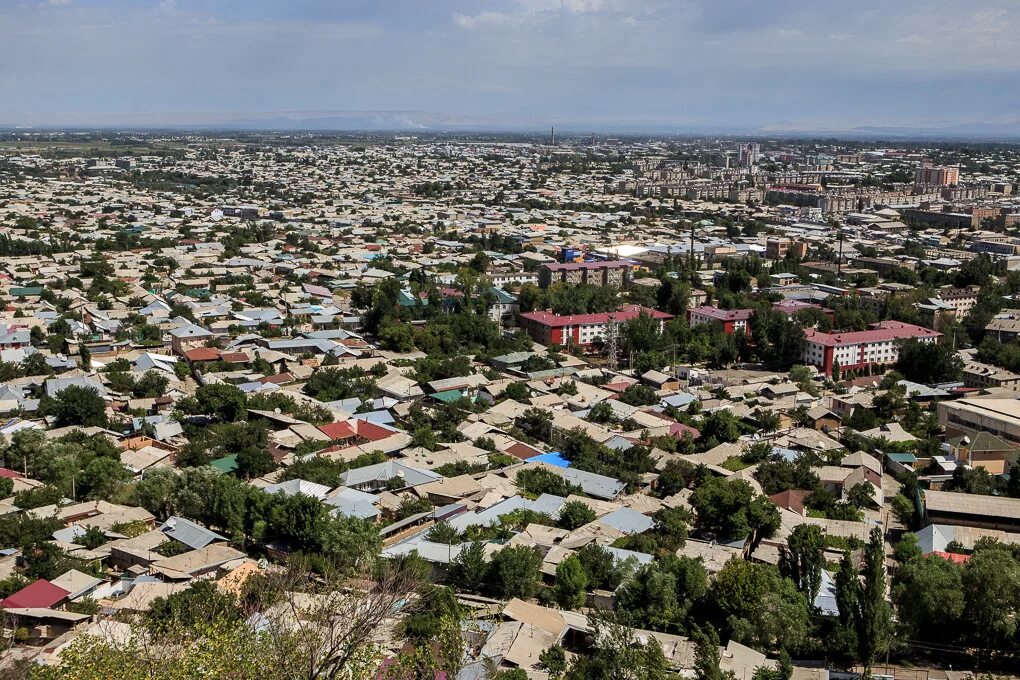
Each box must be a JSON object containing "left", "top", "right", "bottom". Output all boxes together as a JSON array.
[{"left": 0, "top": 131, "right": 1019, "bottom": 678}]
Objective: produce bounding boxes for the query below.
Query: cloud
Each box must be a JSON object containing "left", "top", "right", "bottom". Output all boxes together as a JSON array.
[
  {"left": 453, "top": 11, "right": 512, "bottom": 29},
  {"left": 1, "top": 0, "right": 1019, "bottom": 130}
]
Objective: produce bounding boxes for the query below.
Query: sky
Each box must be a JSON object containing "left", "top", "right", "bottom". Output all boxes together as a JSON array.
[{"left": 2, "top": 0, "right": 1020, "bottom": 132}]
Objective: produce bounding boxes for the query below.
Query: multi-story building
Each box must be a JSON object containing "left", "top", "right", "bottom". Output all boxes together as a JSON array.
[
  {"left": 687, "top": 306, "right": 754, "bottom": 335},
  {"left": 914, "top": 165, "right": 960, "bottom": 186},
  {"left": 518, "top": 305, "right": 672, "bottom": 348},
  {"left": 934, "top": 285, "right": 981, "bottom": 315},
  {"left": 765, "top": 238, "right": 808, "bottom": 260},
  {"left": 801, "top": 321, "right": 942, "bottom": 376},
  {"left": 939, "top": 396, "right": 1020, "bottom": 447},
  {"left": 963, "top": 360, "right": 1020, "bottom": 391},
  {"left": 737, "top": 142, "right": 761, "bottom": 168},
  {"left": 985, "top": 311, "right": 1020, "bottom": 343},
  {"left": 537, "top": 260, "right": 632, "bottom": 289}
]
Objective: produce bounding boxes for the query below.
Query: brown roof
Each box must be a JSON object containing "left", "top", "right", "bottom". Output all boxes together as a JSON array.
[
  {"left": 506, "top": 442, "right": 542, "bottom": 460},
  {"left": 184, "top": 347, "right": 220, "bottom": 362},
  {"left": 769, "top": 489, "right": 809, "bottom": 515}
]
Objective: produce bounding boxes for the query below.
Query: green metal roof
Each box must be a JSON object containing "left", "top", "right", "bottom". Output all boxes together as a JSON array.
[
  {"left": 208, "top": 454, "right": 238, "bottom": 474},
  {"left": 431, "top": 389, "right": 465, "bottom": 403}
]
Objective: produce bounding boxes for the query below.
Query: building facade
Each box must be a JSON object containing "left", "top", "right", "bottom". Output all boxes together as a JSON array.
[
  {"left": 801, "top": 321, "right": 942, "bottom": 376},
  {"left": 537, "top": 260, "right": 633, "bottom": 289},
  {"left": 518, "top": 305, "right": 673, "bottom": 348}
]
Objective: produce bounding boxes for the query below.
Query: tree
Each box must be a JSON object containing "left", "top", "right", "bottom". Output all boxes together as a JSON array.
[
  {"left": 892, "top": 533, "right": 922, "bottom": 564},
  {"left": 892, "top": 555, "right": 964, "bottom": 643},
  {"left": 517, "top": 407, "right": 553, "bottom": 442},
  {"left": 450, "top": 541, "right": 489, "bottom": 592},
  {"left": 502, "top": 381, "right": 529, "bottom": 402},
  {"left": 555, "top": 555, "right": 589, "bottom": 609},
  {"left": 895, "top": 338, "right": 963, "bottom": 384},
  {"left": 491, "top": 545, "right": 542, "bottom": 599},
  {"left": 540, "top": 645, "right": 568, "bottom": 678},
  {"left": 194, "top": 383, "right": 247, "bottom": 422},
  {"left": 40, "top": 386, "right": 107, "bottom": 427},
  {"left": 615, "top": 554, "right": 708, "bottom": 631},
  {"left": 77, "top": 456, "right": 130, "bottom": 501},
  {"left": 516, "top": 467, "right": 581, "bottom": 497},
  {"left": 961, "top": 545, "right": 1020, "bottom": 651},
  {"left": 712, "top": 559, "right": 809, "bottom": 653},
  {"left": 692, "top": 624, "right": 729, "bottom": 680},
  {"left": 426, "top": 521, "right": 460, "bottom": 545},
  {"left": 656, "top": 459, "right": 700, "bottom": 497},
  {"left": 689, "top": 477, "right": 780, "bottom": 544},
  {"left": 565, "top": 614, "right": 673, "bottom": 680},
  {"left": 780, "top": 524, "right": 824, "bottom": 603},
  {"left": 834, "top": 527, "right": 893, "bottom": 674},
  {"left": 557, "top": 500, "right": 596, "bottom": 530},
  {"left": 652, "top": 506, "right": 692, "bottom": 552},
  {"left": 699, "top": 410, "right": 741, "bottom": 444},
  {"left": 576, "top": 543, "right": 623, "bottom": 591}
]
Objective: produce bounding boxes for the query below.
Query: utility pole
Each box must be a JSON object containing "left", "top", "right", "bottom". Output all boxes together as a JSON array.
[{"left": 837, "top": 228, "right": 844, "bottom": 278}]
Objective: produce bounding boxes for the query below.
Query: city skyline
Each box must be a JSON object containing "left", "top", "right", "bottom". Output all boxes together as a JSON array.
[{"left": 3, "top": 0, "right": 1020, "bottom": 135}]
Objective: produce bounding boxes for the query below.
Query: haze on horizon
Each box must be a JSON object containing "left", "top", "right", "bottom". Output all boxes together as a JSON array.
[{"left": 3, "top": 0, "right": 1019, "bottom": 134}]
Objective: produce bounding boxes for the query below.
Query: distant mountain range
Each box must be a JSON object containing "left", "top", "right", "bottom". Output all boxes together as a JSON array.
[{"left": 4, "top": 109, "right": 1020, "bottom": 140}]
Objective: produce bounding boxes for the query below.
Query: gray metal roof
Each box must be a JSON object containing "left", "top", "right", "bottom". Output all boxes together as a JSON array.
[{"left": 160, "top": 516, "right": 226, "bottom": 550}]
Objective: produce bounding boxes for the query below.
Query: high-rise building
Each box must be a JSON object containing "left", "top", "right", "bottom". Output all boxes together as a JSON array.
[
  {"left": 737, "top": 142, "right": 760, "bottom": 168},
  {"left": 915, "top": 165, "right": 960, "bottom": 186}
]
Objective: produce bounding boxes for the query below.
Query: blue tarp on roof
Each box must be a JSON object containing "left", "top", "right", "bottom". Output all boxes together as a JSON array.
[{"left": 530, "top": 452, "right": 570, "bottom": 468}]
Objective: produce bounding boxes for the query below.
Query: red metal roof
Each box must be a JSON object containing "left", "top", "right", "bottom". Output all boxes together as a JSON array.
[
  {"left": 688, "top": 306, "right": 754, "bottom": 322},
  {"left": 184, "top": 347, "right": 221, "bottom": 362},
  {"left": 1, "top": 579, "right": 69, "bottom": 609},
  {"left": 519, "top": 305, "right": 672, "bottom": 329},
  {"left": 318, "top": 421, "right": 357, "bottom": 440},
  {"left": 543, "top": 259, "right": 632, "bottom": 271},
  {"left": 927, "top": 551, "right": 970, "bottom": 564},
  {"left": 803, "top": 320, "right": 941, "bottom": 348},
  {"left": 355, "top": 419, "right": 395, "bottom": 442}
]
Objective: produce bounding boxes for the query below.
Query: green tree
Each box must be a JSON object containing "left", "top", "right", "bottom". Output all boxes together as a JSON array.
[
  {"left": 712, "top": 559, "right": 809, "bottom": 652},
  {"left": 962, "top": 545, "right": 1020, "bottom": 651},
  {"left": 692, "top": 624, "right": 728, "bottom": 680},
  {"left": 557, "top": 500, "right": 596, "bottom": 530},
  {"left": 895, "top": 338, "right": 963, "bottom": 384},
  {"left": 555, "top": 555, "right": 589, "bottom": 609},
  {"left": 689, "top": 477, "right": 780, "bottom": 544},
  {"left": 450, "top": 541, "right": 489, "bottom": 592},
  {"left": 40, "top": 385, "right": 107, "bottom": 427},
  {"left": 194, "top": 383, "right": 247, "bottom": 422},
  {"left": 491, "top": 545, "right": 542, "bottom": 599},
  {"left": 779, "top": 524, "right": 824, "bottom": 603},
  {"left": 892, "top": 555, "right": 964, "bottom": 644},
  {"left": 834, "top": 527, "right": 893, "bottom": 674}
]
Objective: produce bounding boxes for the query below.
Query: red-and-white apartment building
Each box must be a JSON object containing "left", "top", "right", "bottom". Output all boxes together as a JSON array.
[
  {"left": 518, "top": 305, "right": 673, "bottom": 347},
  {"left": 801, "top": 320, "right": 942, "bottom": 375},
  {"left": 687, "top": 306, "right": 754, "bottom": 336}
]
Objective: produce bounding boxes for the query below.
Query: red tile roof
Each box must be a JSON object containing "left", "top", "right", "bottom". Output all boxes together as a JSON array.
[
  {"left": 0, "top": 468, "right": 24, "bottom": 479},
  {"left": 1, "top": 579, "right": 69, "bottom": 609}
]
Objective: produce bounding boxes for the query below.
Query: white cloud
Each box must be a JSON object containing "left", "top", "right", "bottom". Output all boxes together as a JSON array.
[{"left": 453, "top": 11, "right": 512, "bottom": 29}]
